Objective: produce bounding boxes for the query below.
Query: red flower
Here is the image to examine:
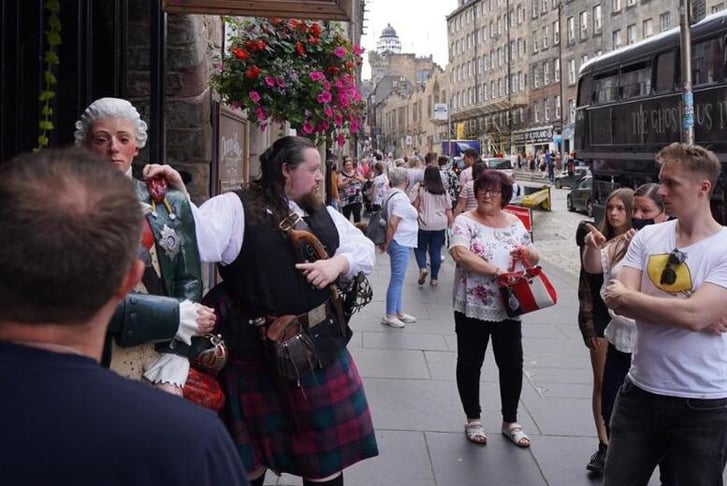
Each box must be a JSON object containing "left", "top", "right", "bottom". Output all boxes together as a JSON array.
[
  {"left": 232, "top": 47, "right": 248, "bottom": 60},
  {"left": 345, "top": 61, "right": 355, "bottom": 71},
  {"left": 326, "top": 66, "right": 340, "bottom": 75},
  {"left": 245, "top": 65, "right": 261, "bottom": 79},
  {"left": 271, "top": 17, "right": 282, "bottom": 25},
  {"left": 245, "top": 40, "right": 266, "bottom": 52},
  {"left": 309, "top": 23, "right": 321, "bottom": 37},
  {"left": 307, "top": 36, "right": 320, "bottom": 45},
  {"left": 296, "top": 42, "right": 305, "bottom": 56}
]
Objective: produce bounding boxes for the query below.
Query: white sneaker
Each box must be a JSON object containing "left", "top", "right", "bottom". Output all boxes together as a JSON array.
[
  {"left": 397, "top": 313, "right": 417, "bottom": 324},
  {"left": 381, "top": 315, "right": 406, "bottom": 328}
]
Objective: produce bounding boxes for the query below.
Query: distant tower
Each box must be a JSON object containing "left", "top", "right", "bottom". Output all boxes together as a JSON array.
[{"left": 376, "top": 23, "right": 401, "bottom": 54}]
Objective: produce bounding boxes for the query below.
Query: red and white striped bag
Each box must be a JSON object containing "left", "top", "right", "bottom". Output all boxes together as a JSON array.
[{"left": 498, "top": 250, "right": 557, "bottom": 317}]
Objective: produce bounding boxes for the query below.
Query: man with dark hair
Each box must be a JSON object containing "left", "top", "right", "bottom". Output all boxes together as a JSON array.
[
  {"left": 0, "top": 148, "right": 248, "bottom": 486},
  {"left": 603, "top": 143, "right": 727, "bottom": 485},
  {"left": 146, "top": 136, "right": 378, "bottom": 486},
  {"left": 458, "top": 147, "right": 480, "bottom": 188}
]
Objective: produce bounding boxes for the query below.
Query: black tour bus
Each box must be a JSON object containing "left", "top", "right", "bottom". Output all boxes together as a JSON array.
[{"left": 574, "top": 10, "right": 727, "bottom": 224}]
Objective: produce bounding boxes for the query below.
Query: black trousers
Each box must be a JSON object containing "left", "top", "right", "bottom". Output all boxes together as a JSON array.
[
  {"left": 454, "top": 311, "right": 523, "bottom": 423},
  {"left": 342, "top": 202, "right": 362, "bottom": 223}
]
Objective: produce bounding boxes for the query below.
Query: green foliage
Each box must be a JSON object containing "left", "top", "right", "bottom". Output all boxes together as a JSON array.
[{"left": 34, "top": 0, "right": 62, "bottom": 152}]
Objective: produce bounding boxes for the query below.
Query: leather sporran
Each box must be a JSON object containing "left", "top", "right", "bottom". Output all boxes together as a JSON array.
[
  {"left": 266, "top": 315, "right": 318, "bottom": 382},
  {"left": 265, "top": 314, "right": 352, "bottom": 383}
]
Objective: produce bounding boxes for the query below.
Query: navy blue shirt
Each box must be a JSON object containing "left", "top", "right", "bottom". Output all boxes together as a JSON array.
[{"left": 0, "top": 342, "right": 249, "bottom": 486}]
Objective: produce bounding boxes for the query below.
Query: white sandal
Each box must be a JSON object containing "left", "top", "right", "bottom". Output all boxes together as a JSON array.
[
  {"left": 464, "top": 421, "right": 487, "bottom": 445},
  {"left": 502, "top": 422, "right": 530, "bottom": 448}
]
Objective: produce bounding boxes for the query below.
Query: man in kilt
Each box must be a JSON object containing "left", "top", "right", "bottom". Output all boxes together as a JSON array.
[{"left": 149, "top": 136, "right": 378, "bottom": 486}]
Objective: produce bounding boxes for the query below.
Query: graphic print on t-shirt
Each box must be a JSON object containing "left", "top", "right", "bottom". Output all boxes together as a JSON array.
[{"left": 646, "top": 252, "right": 693, "bottom": 294}]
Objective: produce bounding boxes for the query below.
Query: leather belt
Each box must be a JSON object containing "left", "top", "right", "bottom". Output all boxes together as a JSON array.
[{"left": 295, "top": 300, "right": 336, "bottom": 329}]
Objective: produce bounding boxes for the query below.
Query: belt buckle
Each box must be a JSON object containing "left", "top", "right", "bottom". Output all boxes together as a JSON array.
[{"left": 307, "top": 302, "right": 327, "bottom": 328}]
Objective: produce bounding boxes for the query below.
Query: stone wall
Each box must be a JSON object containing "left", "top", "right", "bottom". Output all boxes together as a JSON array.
[{"left": 127, "top": 1, "right": 222, "bottom": 202}]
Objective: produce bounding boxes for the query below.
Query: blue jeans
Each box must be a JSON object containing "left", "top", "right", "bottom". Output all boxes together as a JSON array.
[
  {"left": 604, "top": 376, "right": 727, "bottom": 486},
  {"left": 414, "top": 229, "right": 446, "bottom": 279},
  {"left": 386, "top": 240, "right": 410, "bottom": 315}
]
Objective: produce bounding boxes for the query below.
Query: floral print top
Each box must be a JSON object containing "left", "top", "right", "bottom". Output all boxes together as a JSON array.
[{"left": 450, "top": 214, "right": 531, "bottom": 322}]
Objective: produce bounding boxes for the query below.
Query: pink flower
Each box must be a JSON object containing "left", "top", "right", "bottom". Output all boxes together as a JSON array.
[
  {"left": 255, "top": 107, "right": 267, "bottom": 121},
  {"left": 337, "top": 133, "right": 346, "bottom": 146},
  {"left": 333, "top": 46, "right": 347, "bottom": 58},
  {"left": 309, "top": 71, "right": 326, "bottom": 82},
  {"left": 317, "top": 91, "right": 332, "bottom": 103},
  {"left": 334, "top": 114, "right": 343, "bottom": 126},
  {"left": 264, "top": 76, "right": 276, "bottom": 87},
  {"left": 324, "top": 106, "right": 334, "bottom": 117},
  {"left": 350, "top": 120, "right": 360, "bottom": 133},
  {"left": 353, "top": 44, "right": 365, "bottom": 56},
  {"left": 302, "top": 120, "right": 315, "bottom": 134},
  {"left": 249, "top": 91, "right": 261, "bottom": 103}
]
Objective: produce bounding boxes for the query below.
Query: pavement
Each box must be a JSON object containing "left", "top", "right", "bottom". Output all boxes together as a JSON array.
[
  {"left": 265, "top": 229, "right": 611, "bottom": 485},
  {"left": 264, "top": 182, "right": 693, "bottom": 485}
]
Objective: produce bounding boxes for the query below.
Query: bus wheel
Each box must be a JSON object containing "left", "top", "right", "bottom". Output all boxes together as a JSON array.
[{"left": 587, "top": 200, "right": 593, "bottom": 217}]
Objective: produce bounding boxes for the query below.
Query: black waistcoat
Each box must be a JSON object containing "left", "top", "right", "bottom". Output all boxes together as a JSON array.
[{"left": 219, "top": 191, "right": 340, "bottom": 316}]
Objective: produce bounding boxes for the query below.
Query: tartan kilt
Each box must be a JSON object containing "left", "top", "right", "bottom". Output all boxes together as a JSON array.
[{"left": 219, "top": 346, "right": 379, "bottom": 478}]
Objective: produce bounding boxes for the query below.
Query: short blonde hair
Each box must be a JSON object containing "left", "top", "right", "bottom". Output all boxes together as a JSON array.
[{"left": 655, "top": 143, "right": 721, "bottom": 187}]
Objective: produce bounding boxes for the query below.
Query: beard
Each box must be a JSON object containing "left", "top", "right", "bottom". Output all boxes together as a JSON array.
[{"left": 298, "top": 190, "right": 324, "bottom": 213}]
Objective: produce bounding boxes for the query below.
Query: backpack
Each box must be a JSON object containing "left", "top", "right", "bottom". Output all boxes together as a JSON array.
[{"left": 365, "top": 192, "right": 397, "bottom": 245}]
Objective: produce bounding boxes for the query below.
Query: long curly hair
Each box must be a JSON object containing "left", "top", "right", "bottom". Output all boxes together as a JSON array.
[{"left": 245, "top": 136, "right": 317, "bottom": 225}]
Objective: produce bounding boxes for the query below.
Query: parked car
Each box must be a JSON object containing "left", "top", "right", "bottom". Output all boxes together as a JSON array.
[
  {"left": 567, "top": 175, "right": 593, "bottom": 216},
  {"left": 483, "top": 157, "right": 513, "bottom": 177},
  {"left": 554, "top": 166, "right": 590, "bottom": 189}
]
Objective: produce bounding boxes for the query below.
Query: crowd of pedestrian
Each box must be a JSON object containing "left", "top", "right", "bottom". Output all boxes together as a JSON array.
[{"left": 3, "top": 99, "right": 727, "bottom": 486}]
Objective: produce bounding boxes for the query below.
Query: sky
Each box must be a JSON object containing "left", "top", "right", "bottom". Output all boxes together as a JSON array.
[{"left": 360, "top": 0, "right": 459, "bottom": 80}]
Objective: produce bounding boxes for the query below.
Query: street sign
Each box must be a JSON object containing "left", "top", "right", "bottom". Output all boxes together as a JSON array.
[
  {"left": 504, "top": 204, "right": 533, "bottom": 233},
  {"left": 433, "top": 103, "right": 448, "bottom": 121}
]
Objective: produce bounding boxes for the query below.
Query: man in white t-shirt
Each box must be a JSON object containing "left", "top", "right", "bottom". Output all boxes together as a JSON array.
[
  {"left": 603, "top": 143, "right": 727, "bottom": 486},
  {"left": 458, "top": 148, "right": 479, "bottom": 188}
]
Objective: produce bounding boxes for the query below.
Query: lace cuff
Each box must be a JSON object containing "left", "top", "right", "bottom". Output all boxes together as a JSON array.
[
  {"left": 143, "top": 353, "right": 190, "bottom": 387},
  {"left": 175, "top": 299, "right": 197, "bottom": 345}
]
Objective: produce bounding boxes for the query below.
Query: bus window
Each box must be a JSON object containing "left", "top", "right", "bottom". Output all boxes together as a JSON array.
[
  {"left": 594, "top": 70, "right": 620, "bottom": 103},
  {"left": 692, "top": 37, "right": 725, "bottom": 86},
  {"left": 621, "top": 62, "right": 652, "bottom": 98},
  {"left": 577, "top": 74, "right": 593, "bottom": 105},
  {"left": 655, "top": 50, "right": 676, "bottom": 93}
]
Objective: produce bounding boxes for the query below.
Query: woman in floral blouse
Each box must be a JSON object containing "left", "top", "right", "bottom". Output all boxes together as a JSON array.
[{"left": 449, "top": 169, "right": 539, "bottom": 449}]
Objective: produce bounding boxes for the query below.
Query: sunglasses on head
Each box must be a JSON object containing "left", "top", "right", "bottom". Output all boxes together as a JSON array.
[{"left": 660, "top": 249, "right": 686, "bottom": 285}]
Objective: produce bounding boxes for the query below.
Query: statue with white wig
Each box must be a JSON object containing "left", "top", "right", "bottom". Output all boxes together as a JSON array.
[{"left": 74, "top": 97, "right": 216, "bottom": 401}]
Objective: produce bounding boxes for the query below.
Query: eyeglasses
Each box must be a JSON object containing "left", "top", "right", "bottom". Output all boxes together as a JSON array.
[
  {"left": 479, "top": 188, "right": 502, "bottom": 196},
  {"left": 660, "top": 249, "right": 686, "bottom": 285}
]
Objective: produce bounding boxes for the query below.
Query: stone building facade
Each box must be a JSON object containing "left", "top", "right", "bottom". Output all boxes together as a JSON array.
[{"left": 441, "top": 0, "right": 530, "bottom": 155}]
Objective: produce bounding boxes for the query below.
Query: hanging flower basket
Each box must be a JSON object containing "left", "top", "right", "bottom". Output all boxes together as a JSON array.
[{"left": 211, "top": 17, "right": 366, "bottom": 146}]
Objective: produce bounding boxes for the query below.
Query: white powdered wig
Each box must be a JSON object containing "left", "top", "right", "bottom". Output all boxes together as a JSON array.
[{"left": 74, "top": 97, "right": 148, "bottom": 148}]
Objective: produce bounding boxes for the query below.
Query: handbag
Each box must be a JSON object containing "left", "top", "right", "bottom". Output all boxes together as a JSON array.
[
  {"left": 498, "top": 250, "right": 557, "bottom": 317},
  {"left": 181, "top": 333, "right": 228, "bottom": 411},
  {"left": 365, "top": 192, "right": 396, "bottom": 245}
]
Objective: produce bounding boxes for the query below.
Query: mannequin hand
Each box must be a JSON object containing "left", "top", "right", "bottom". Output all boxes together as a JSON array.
[
  {"left": 195, "top": 304, "right": 216, "bottom": 335},
  {"left": 143, "top": 164, "right": 188, "bottom": 196}
]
